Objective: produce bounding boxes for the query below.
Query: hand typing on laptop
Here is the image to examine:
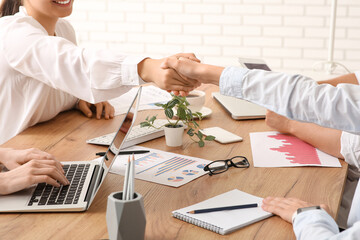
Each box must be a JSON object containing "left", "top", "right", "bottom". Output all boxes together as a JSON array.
[{"left": 0, "top": 148, "right": 69, "bottom": 195}]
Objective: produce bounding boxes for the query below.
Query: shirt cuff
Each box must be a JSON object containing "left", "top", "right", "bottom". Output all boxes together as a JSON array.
[
  {"left": 293, "top": 210, "right": 339, "bottom": 238},
  {"left": 340, "top": 131, "right": 360, "bottom": 169},
  {"left": 121, "top": 55, "right": 147, "bottom": 85},
  {"left": 219, "top": 66, "right": 249, "bottom": 98},
  {"left": 354, "top": 71, "right": 360, "bottom": 85}
]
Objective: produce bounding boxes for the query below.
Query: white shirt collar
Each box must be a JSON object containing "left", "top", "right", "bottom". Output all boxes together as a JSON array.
[{"left": 18, "top": 6, "right": 28, "bottom": 16}]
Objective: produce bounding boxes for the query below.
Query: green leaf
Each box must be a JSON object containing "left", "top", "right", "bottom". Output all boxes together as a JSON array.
[
  {"left": 155, "top": 103, "right": 165, "bottom": 108},
  {"left": 177, "top": 107, "right": 186, "bottom": 120},
  {"left": 192, "top": 121, "right": 199, "bottom": 128},
  {"left": 205, "top": 135, "right": 216, "bottom": 141},
  {"left": 198, "top": 140, "right": 205, "bottom": 147},
  {"left": 187, "top": 128, "right": 194, "bottom": 136},
  {"left": 184, "top": 99, "right": 190, "bottom": 106},
  {"left": 195, "top": 112, "right": 203, "bottom": 120},
  {"left": 167, "top": 99, "right": 180, "bottom": 109},
  {"left": 165, "top": 108, "right": 174, "bottom": 119},
  {"left": 140, "top": 122, "right": 150, "bottom": 127},
  {"left": 149, "top": 116, "right": 157, "bottom": 123}
]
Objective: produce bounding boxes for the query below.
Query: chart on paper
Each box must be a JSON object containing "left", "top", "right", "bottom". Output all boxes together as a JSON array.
[
  {"left": 249, "top": 131, "right": 341, "bottom": 167},
  {"left": 136, "top": 155, "right": 196, "bottom": 176},
  {"left": 110, "top": 146, "right": 211, "bottom": 187},
  {"left": 109, "top": 85, "right": 171, "bottom": 116}
]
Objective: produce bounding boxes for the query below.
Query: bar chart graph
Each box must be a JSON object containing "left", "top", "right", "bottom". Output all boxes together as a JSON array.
[{"left": 250, "top": 131, "right": 341, "bottom": 168}]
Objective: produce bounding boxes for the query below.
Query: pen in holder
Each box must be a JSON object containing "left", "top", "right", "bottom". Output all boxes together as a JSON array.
[{"left": 106, "top": 154, "right": 146, "bottom": 240}]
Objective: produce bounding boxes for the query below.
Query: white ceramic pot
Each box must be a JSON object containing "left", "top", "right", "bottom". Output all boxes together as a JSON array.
[{"left": 164, "top": 124, "right": 184, "bottom": 147}]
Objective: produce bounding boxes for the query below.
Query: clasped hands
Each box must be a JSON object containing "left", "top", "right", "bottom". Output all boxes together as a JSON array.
[{"left": 76, "top": 53, "right": 206, "bottom": 119}]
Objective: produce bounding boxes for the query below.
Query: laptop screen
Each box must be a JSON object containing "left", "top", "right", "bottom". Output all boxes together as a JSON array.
[
  {"left": 88, "top": 86, "right": 142, "bottom": 204},
  {"left": 243, "top": 63, "right": 271, "bottom": 71}
]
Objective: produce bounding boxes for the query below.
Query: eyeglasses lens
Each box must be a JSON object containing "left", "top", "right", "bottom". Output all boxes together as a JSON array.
[
  {"left": 232, "top": 157, "right": 249, "bottom": 167},
  {"left": 208, "top": 161, "right": 227, "bottom": 174}
]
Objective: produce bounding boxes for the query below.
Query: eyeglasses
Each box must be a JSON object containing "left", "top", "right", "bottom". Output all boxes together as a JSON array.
[{"left": 203, "top": 156, "right": 249, "bottom": 176}]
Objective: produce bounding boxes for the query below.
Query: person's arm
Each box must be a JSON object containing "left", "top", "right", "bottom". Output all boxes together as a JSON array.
[
  {"left": 2, "top": 18, "right": 199, "bottom": 104},
  {"left": 161, "top": 58, "right": 360, "bottom": 134},
  {"left": 318, "top": 73, "right": 359, "bottom": 86},
  {"left": 266, "top": 110, "right": 360, "bottom": 170},
  {"left": 265, "top": 110, "right": 343, "bottom": 159},
  {"left": 220, "top": 67, "right": 360, "bottom": 134},
  {"left": 262, "top": 197, "right": 360, "bottom": 240}
]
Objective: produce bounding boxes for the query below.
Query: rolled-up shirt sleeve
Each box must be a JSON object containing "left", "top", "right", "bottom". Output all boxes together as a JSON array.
[
  {"left": 354, "top": 71, "right": 360, "bottom": 84},
  {"left": 293, "top": 210, "right": 360, "bottom": 239},
  {"left": 340, "top": 132, "right": 360, "bottom": 169},
  {"left": 293, "top": 210, "right": 339, "bottom": 239},
  {"left": 1, "top": 16, "right": 146, "bottom": 103},
  {"left": 220, "top": 67, "right": 360, "bottom": 134}
]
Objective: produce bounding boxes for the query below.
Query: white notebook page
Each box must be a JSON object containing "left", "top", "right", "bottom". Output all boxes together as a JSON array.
[{"left": 172, "top": 189, "right": 273, "bottom": 235}]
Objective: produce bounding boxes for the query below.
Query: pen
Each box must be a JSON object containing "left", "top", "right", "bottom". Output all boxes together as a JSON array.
[
  {"left": 123, "top": 156, "right": 131, "bottom": 200},
  {"left": 96, "top": 150, "right": 150, "bottom": 156},
  {"left": 130, "top": 154, "right": 135, "bottom": 200},
  {"left": 126, "top": 156, "right": 132, "bottom": 200},
  {"left": 187, "top": 203, "right": 258, "bottom": 214}
]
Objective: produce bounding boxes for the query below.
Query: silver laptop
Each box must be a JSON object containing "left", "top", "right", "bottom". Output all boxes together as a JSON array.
[
  {"left": 212, "top": 92, "right": 266, "bottom": 120},
  {"left": 212, "top": 58, "right": 273, "bottom": 120},
  {"left": 0, "top": 87, "right": 142, "bottom": 212}
]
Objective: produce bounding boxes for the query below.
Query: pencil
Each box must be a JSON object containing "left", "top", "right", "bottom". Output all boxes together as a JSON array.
[
  {"left": 130, "top": 154, "right": 135, "bottom": 200},
  {"left": 126, "top": 158, "right": 132, "bottom": 201},
  {"left": 123, "top": 156, "right": 131, "bottom": 200},
  {"left": 187, "top": 203, "right": 258, "bottom": 214}
]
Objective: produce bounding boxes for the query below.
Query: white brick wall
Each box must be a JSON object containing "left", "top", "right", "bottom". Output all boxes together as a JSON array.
[{"left": 3, "top": 0, "right": 360, "bottom": 73}]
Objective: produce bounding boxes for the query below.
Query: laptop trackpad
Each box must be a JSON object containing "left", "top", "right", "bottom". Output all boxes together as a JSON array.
[{"left": 0, "top": 187, "right": 34, "bottom": 211}]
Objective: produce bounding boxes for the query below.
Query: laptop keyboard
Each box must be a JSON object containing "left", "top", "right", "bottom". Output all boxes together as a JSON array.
[
  {"left": 86, "top": 119, "right": 170, "bottom": 146},
  {"left": 28, "top": 164, "right": 90, "bottom": 206}
]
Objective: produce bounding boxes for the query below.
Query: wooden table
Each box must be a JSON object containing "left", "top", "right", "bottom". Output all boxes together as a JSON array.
[{"left": 0, "top": 84, "right": 347, "bottom": 240}]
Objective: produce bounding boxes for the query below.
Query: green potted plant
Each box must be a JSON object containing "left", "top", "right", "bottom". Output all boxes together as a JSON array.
[{"left": 140, "top": 93, "right": 215, "bottom": 147}]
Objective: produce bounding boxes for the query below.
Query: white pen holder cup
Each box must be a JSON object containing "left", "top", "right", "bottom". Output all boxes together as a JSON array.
[{"left": 106, "top": 191, "right": 146, "bottom": 240}]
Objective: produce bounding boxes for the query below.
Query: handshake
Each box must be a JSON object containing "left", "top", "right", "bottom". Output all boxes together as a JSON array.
[
  {"left": 77, "top": 53, "right": 225, "bottom": 120},
  {"left": 138, "top": 53, "right": 225, "bottom": 96}
]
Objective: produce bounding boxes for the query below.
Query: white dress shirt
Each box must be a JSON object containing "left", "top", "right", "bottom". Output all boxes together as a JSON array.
[
  {"left": 0, "top": 7, "right": 145, "bottom": 144},
  {"left": 220, "top": 67, "right": 360, "bottom": 134},
  {"left": 337, "top": 132, "right": 360, "bottom": 228},
  {"left": 219, "top": 66, "right": 360, "bottom": 239}
]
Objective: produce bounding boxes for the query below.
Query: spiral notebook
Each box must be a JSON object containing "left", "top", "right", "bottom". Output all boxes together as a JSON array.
[{"left": 172, "top": 189, "right": 273, "bottom": 235}]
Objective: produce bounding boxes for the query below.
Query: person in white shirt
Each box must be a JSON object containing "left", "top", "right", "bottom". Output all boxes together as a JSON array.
[
  {"left": 161, "top": 57, "right": 360, "bottom": 239},
  {"left": 265, "top": 110, "right": 360, "bottom": 228},
  {"left": 0, "top": 147, "right": 70, "bottom": 195},
  {"left": 0, "top": 0, "right": 200, "bottom": 144},
  {"left": 265, "top": 73, "right": 360, "bottom": 229}
]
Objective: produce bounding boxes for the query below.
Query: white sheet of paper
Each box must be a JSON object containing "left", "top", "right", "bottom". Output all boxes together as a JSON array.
[
  {"left": 250, "top": 131, "right": 341, "bottom": 167},
  {"left": 109, "top": 85, "right": 172, "bottom": 116},
  {"left": 110, "top": 146, "right": 211, "bottom": 187}
]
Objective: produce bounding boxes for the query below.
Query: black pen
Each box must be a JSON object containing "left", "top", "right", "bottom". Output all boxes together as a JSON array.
[
  {"left": 187, "top": 203, "right": 258, "bottom": 214},
  {"left": 96, "top": 150, "right": 150, "bottom": 156}
]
